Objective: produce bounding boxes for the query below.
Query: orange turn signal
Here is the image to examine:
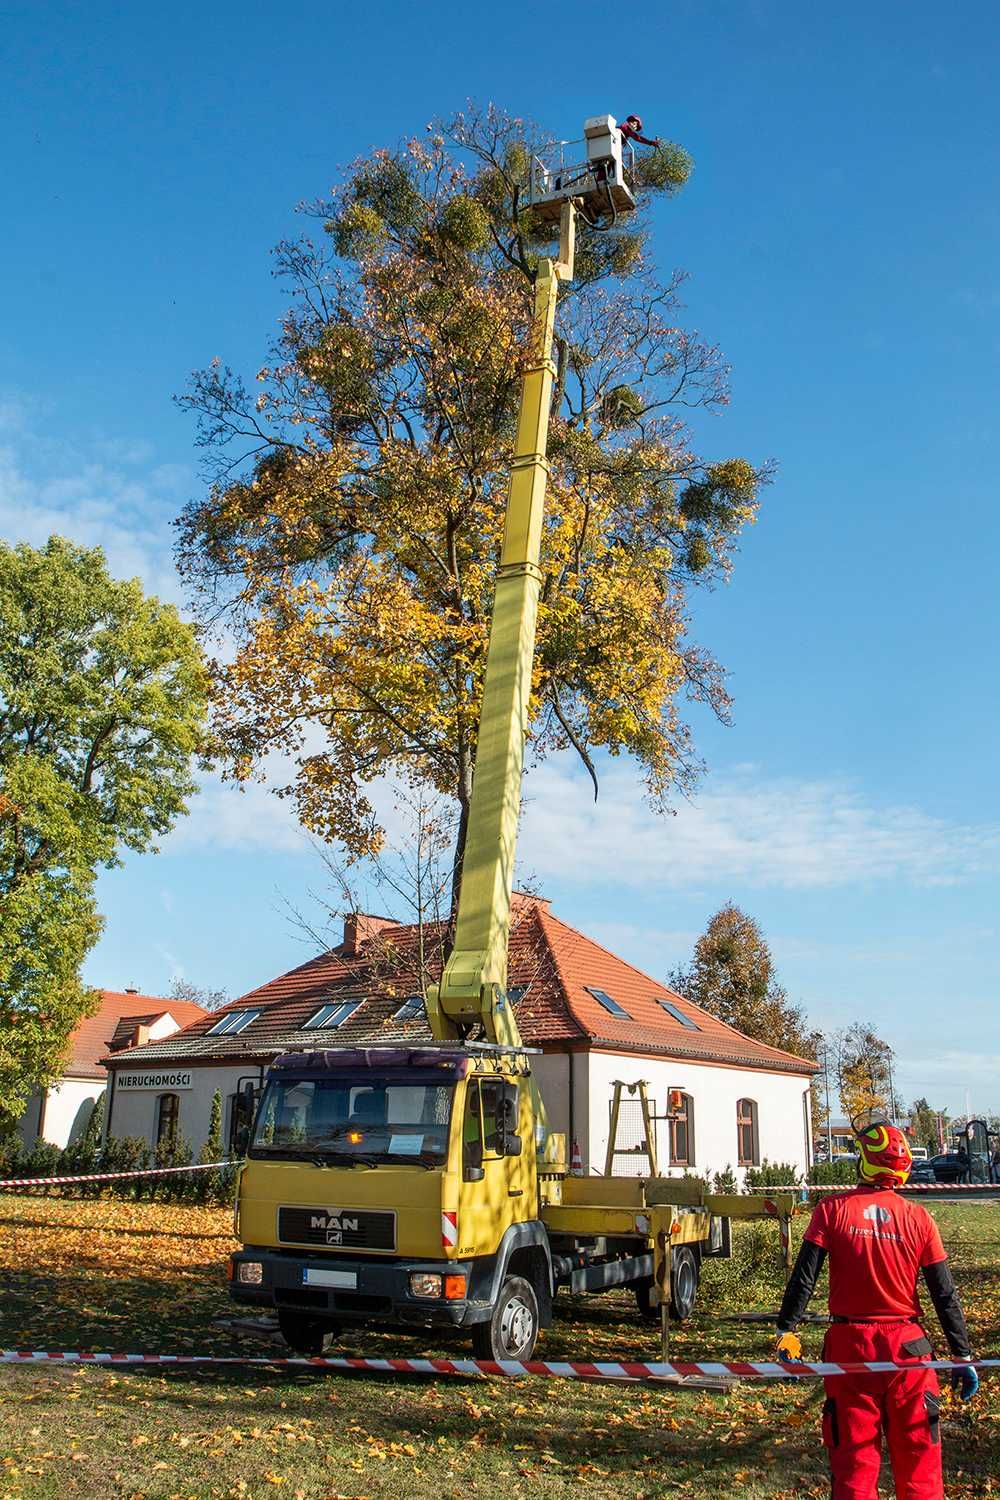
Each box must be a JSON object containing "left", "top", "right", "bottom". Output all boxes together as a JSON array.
[{"left": 444, "top": 1274, "right": 467, "bottom": 1300}]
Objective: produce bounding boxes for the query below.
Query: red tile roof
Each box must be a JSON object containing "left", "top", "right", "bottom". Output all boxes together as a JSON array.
[
  {"left": 70, "top": 991, "right": 209, "bottom": 1078},
  {"left": 104, "top": 902, "right": 816, "bottom": 1077}
]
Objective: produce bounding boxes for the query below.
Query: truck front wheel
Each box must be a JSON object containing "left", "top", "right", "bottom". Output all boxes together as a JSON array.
[
  {"left": 278, "top": 1311, "right": 337, "bottom": 1356},
  {"left": 472, "top": 1275, "right": 539, "bottom": 1361}
]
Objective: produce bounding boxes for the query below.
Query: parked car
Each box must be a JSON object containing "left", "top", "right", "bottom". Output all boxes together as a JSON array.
[
  {"left": 909, "top": 1161, "right": 937, "bottom": 1185},
  {"left": 928, "top": 1152, "right": 967, "bottom": 1183},
  {"left": 910, "top": 1146, "right": 929, "bottom": 1161}
]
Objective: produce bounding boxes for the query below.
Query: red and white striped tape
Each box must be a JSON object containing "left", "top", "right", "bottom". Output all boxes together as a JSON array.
[
  {"left": 0, "top": 1161, "right": 232, "bottom": 1190},
  {"left": 747, "top": 1184, "right": 998, "bottom": 1194},
  {"left": 1, "top": 1350, "right": 996, "bottom": 1382}
]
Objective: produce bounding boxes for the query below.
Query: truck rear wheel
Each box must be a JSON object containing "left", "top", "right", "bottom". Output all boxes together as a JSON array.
[
  {"left": 278, "top": 1311, "right": 337, "bottom": 1356},
  {"left": 669, "top": 1247, "right": 699, "bottom": 1321},
  {"left": 472, "top": 1275, "right": 539, "bottom": 1361}
]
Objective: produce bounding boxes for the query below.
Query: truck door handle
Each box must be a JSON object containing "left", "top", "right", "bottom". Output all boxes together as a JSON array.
[{"left": 508, "top": 1189, "right": 523, "bottom": 1197}]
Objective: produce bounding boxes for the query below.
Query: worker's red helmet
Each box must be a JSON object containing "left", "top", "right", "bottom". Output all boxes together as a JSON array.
[{"left": 854, "top": 1114, "right": 912, "bottom": 1188}]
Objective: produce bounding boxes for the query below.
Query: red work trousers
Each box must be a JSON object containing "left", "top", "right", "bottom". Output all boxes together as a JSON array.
[{"left": 821, "top": 1320, "right": 942, "bottom": 1500}]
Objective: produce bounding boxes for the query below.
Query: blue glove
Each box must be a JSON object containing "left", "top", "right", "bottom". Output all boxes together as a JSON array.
[{"left": 951, "top": 1359, "right": 979, "bottom": 1402}]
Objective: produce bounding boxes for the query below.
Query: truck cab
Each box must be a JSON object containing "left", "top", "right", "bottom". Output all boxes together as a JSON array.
[{"left": 230, "top": 1044, "right": 556, "bottom": 1359}]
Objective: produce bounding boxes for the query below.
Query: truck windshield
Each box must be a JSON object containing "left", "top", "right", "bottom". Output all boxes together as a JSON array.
[{"left": 249, "top": 1072, "right": 454, "bottom": 1165}]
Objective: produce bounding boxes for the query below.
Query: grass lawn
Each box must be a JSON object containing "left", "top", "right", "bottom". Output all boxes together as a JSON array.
[{"left": 0, "top": 1194, "right": 997, "bottom": 1499}]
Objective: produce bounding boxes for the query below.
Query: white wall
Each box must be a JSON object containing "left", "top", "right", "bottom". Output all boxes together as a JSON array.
[
  {"left": 536, "top": 1048, "right": 812, "bottom": 1184},
  {"left": 15, "top": 1080, "right": 105, "bottom": 1150},
  {"left": 108, "top": 1063, "right": 264, "bottom": 1153},
  {"left": 42, "top": 1079, "right": 105, "bottom": 1148}
]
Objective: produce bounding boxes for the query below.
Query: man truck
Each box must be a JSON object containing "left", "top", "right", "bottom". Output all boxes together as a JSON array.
[{"left": 227, "top": 117, "right": 781, "bottom": 1360}]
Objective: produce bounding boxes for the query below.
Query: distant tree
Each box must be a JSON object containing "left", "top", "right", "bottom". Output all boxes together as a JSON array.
[
  {"left": 669, "top": 903, "right": 816, "bottom": 1058},
  {"left": 834, "top": 1022, "right": 894, "bottom": 1124},
  {"left": 910, "top": 1096, "right": 944, "bottom": 1154},
  {"left": 169, "top": 978, "right": 230, "bottom": 1013},
  {"left": 176, "top": 104, "right": 769, "bottom": 908},
  {"left": 0, "top": 537, "right": 209, "bottom": 1127}
]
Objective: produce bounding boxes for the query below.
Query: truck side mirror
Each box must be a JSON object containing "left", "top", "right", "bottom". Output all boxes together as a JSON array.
[{"left": 500, "top": 1090, "right": 521, "bottom": 1157}]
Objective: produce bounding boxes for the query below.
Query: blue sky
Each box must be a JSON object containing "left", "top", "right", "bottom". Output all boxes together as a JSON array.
[{"left": 2, "top": 2, "right": 998, "bottom": 1115}]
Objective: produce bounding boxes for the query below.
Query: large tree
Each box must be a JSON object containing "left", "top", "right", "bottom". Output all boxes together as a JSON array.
[
  {"left": 177, "top": 105, "right": 768, "bottom": 901},
  {"left": 669, "top": 903, "right": 817, "bottom": 1059},
  {"left": 0, "top": 538, "right": 209, "bottom": 1125}
]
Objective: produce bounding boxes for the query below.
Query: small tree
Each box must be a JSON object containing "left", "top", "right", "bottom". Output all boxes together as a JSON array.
[
  {"left": 834, "top": 1023, "right": 894, "bottom": 1123},
  {"left": 170, "top": 978, "right": 230, "bottom": 1012},
  {"left": 0, "top": 537, "right": 209, "bottom": 1126},
  {"left": 669, "top": 904, "right": 815, "bottom": 1057}
]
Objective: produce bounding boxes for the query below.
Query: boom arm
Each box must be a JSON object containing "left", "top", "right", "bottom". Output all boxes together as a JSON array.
[{"left": 427, "top": 208, "right": 575, "bottom": 1051}]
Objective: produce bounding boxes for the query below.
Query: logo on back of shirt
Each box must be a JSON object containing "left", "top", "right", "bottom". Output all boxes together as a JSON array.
[{"left": 863, "top": 1203, "right": 892, "bottom": 1229}]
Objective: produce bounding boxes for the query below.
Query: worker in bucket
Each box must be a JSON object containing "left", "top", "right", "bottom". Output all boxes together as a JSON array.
[
  {"left": 774, "top": 1115, "right": 978, "bottom": 1499},
  {"left": 619, "top": 113, "right": 660, "bottom": 149}
]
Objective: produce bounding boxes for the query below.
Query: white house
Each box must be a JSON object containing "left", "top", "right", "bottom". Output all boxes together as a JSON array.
[
  {"left": 15, "top": 989, "right": 208, "bottom": 1149},
  {"left": 103, "top": 900, "right": 817, "bottom": 1182}
]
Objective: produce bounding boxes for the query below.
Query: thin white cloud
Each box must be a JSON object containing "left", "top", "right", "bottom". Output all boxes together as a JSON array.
[
  {"left": 519, "top": 760, "right": 1000, "bottom": 892},
  {"left": 0, "top": 399, "right": 188, "bottom": 604}
]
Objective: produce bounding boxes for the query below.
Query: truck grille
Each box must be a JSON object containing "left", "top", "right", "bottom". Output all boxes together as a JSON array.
[{"left": 278, "top": 1206, "right": 396, "bottom": 1251}]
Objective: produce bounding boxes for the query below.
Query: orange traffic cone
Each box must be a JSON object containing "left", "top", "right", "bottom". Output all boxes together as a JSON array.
[{"left": 570, "top": 1138, "right": 583, "bottom": 1175}]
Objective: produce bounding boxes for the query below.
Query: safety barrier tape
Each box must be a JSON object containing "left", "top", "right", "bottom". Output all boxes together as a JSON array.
[
  {"left": 746, "top": 1184, "right": 998, "bottom": 1194},
  {"left": 0, "top": 1161, "right": 233, "bottom": 1189},
  {"left": 0, "top": 1350, "right": 996, "bottom": 1382}
]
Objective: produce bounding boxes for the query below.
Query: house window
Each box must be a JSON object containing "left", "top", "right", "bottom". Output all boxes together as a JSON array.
[
  {"left": 156, "top": 1092, "right": 179, "bottom": 1145},
  {"left": 584, "top": 987, "right": 631, "bottom": 1019},
  {"left": 669, "top": 1092, "right": 694, "bottom": 1167},
  {"left": 207, "top": 1009, "right": 260, "bottom": 1036},
  {"left": 737, "top": 1098, "right": 759, "bottom": 1167},
  {"left": 302, "top": 1000, "right": 362, "bottom": 1030},
  {"left": 393, "top": 994, "right": 425, "bottom": 1022},
  {"left": 657, "top": 999, "right": 700, "bottom": 1030}
]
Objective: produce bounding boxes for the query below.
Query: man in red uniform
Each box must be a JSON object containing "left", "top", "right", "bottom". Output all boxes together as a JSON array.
[
  {"left": 619, "top": 114, "right": 661, "bottom": 149},
  {"left": 775, "top": 1118, "right": 977, "bottom": 1499}
]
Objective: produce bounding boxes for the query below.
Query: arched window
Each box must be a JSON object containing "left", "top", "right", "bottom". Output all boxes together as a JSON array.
[
  {"left": 737, "top": 1098, "right": 759, "bottom": 1167},
  {"left": 156, "top": 1092, "right": 179, "bottom": 1145},
  {"left": 669, "top": 1092, "right": 694, "bottom": 1167}
]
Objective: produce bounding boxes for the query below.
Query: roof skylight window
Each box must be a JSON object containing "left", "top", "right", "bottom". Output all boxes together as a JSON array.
[
  {"left": 207, "top": 1009, "right": 260, "bottom": 1036},
  {"left": 393, "top": 994, "right": 425, "bottom": 1022},
  {"left": 658, "top": 999, "right": 700, "bottom": 1030},
  {"left": 584, "top": 986, "right": 631, "bottom": 1019},
  {"left": 303, "top": 1000, "right": 363, "bottom": 1030}
]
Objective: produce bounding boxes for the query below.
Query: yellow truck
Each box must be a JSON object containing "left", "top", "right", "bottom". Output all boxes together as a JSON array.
[{"left": 228, "top": 118, "right": 788, "bottom": 1360}]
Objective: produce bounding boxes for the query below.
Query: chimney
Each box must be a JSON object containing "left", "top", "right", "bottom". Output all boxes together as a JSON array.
[
  {"left": 124, "top": 986, "right": 139, "bottom": 994},
  {"left": 342, "top": 913, "right": 399, "bottom": 956}
]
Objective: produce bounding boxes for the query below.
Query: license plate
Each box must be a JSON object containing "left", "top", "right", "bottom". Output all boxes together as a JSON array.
[{"left": 303, "top": 1268, "right": 358, "bottom": 1289}]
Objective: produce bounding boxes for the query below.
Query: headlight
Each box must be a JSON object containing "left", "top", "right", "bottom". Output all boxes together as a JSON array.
[
  {"left": 237, "top": 1261, "right": 263, "bottom": 1285},
  {"left": 409, "top": 1272, "right": 442, "bottom": 1298}
]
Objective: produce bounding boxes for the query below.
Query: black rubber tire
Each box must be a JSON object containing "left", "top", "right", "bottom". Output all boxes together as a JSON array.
[
  {"left": 472, "top": 1275, "right": 540, "bottom": 1361},
  {"left": 669, "top": 1247, "right": 699, "bottom": 1321},
  {"left": 633, "top": 1277, "right": 659, "bottom": 1324},
  {"left": 277, "top": 1311, "right": 337, "bottom": 1356}
]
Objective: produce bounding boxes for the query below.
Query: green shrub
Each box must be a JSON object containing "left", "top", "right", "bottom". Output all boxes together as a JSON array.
[
  {"left": 809, "top": 1158, "right": 857, "bottom": 1186},
  {"left": 744, "top": 1159, "right": 801, "bottom": 1190},
  {"left": 713, "top": 1165, "right": 737, "bottom": 1194}
]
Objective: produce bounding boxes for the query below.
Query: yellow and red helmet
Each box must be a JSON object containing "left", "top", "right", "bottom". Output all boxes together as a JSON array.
[{"left": 855, "top": 1115, "right": 912, "bottom": 1188}]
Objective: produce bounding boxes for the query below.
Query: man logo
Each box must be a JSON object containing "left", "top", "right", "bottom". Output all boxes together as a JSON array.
[
  {"left": 863, "top": 1203, "right": 892, "bottom": 1227},
  {"left": 308, "top": 1210, "right": 359, "bottom": 1247}
]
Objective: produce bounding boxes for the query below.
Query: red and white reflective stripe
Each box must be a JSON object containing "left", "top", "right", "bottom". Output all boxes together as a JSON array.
[
  {"left": 746, "top": 1184, "right": 997, "bottom": 1194},
  {"left": 0, "top": 1161, "right": 232, "bottom": 1190},
  {"left": 441, "top": 1210, "right": 458, "bottom": 1249},
  {"left": 0, "top": 1349, "right": 996, "bottom": 1382}
]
